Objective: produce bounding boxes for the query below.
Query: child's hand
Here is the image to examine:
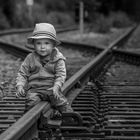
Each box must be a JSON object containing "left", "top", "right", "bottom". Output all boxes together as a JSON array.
[
  {"left": 16, "top": 86, "right": 25, "bottom": 98},
  {"left": 48, "top": 86, "right": 60, "bottom": 99},
  {"left": 53, "top": 86, "right": 60, "bottom": 99}
]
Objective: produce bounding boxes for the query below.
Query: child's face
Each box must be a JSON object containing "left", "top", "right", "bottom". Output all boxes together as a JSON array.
[{"left": 34, "top": 38, "right": 54, "bottom": 57}]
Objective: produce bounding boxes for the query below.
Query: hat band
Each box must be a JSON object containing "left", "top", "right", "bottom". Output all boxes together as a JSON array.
[{"left": 33, "top": 31, "right": 56, "bottom": 39}]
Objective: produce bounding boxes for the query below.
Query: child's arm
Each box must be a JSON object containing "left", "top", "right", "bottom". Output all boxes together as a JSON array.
[
  {"left": 54, "top": 59, "right": 66, "bottom": 93},
  {"left": 16, "top": 55, "right": 31, "bottom": 97}
]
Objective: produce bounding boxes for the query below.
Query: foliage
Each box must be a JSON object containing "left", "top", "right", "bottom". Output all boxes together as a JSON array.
[
  {"left": 32, "top": 3, "right": 48, "bottom": 24},
  {"left": 5, "top": 0, "right": 76, "bottom": 28},
  {"left": 46, "top": 12, "right": 75, "bottom": 26},
  {"left": 37, "top": 0, "right": 75, "bottom": 11},
  {"left": 0, "top": 0, "right": 135, "bottom": 29},
  {"left": 87, "top": 11, "right": 134, "bottom": 33},
  {"left": 93, "top": 14, "right": 112, "bottom": 33},
  {"left": 12, "top": 3, "right": 32, "bottom": 28},
  {"left": 110, "top": 11, "right": 134, "bottom": 28},
  {"left": 0, "top": 8, "right": 10, "bottom": 29}
]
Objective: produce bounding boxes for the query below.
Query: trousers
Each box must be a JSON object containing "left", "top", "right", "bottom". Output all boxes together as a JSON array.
[{"left": 26, "top": 87, "right": 73, "bottom": 113}]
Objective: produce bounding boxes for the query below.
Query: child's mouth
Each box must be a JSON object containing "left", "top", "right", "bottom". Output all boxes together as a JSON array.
[
  {"left": 39, "top": 51, "right": 49, "bottom": 56},
  {"left": 40, "top": 51, "right": 46, "bottom": 53}
]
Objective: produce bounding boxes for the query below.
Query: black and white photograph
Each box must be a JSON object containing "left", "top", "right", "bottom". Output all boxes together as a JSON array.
[{"left": 0, "top": 0, "right": 139, "bottom": 140}]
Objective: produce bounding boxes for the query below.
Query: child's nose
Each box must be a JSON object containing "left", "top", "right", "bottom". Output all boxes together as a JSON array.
[{"left": 41, "top": 44, "right": 45, "bottom": 49}]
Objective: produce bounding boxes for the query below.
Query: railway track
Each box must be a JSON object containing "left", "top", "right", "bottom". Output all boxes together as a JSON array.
[
  {"left": 97, "top": 51, "right": 140, "bottom": 140},
  {"left": 0, "top": 24, "right": 78, "bottom": 36},
  {"left": 0, "top": 25, "right": 137, "bottom": 140}
]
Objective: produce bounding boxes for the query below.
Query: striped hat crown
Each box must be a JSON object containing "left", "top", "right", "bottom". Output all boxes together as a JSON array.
[{"left": 27, "top": 23, "right": 60, "bottom": 45}]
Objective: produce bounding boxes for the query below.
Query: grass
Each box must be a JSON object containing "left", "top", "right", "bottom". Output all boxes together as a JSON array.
[{"left": 87, "top": 11, "right": 134, "bottom": 33}]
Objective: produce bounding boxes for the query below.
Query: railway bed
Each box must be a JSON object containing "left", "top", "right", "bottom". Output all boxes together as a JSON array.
[
  {"left": 97, "top": 54, "right": 140, "bottom": 139},
  {"left": 99, "top": 60, "right": 140, "bottom": 137}
]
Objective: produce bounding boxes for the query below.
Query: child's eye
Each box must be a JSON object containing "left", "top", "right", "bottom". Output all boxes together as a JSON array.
[
  {"left": 36, "top": 42, "right": 41, "bottom": 45},
  {"left": 45, "top": 42, "right": 49, "bottom": 45}
]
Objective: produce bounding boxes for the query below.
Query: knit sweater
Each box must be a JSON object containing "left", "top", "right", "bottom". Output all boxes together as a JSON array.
[{"left": 16, "top": 47, "right": 66, "bottom": 91}]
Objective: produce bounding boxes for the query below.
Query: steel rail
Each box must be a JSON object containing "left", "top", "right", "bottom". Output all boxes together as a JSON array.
[
  {"left": 113, "top": 48, "right": 140, "bottom": 58},
  {"left": 0, "top": 24, "right": 78, "bottom": 36},
  {"left": 0, "top": 24, "right": 136, "bottom": 140}
]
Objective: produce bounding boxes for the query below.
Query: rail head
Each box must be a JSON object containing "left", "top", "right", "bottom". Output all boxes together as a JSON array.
[{"left": 0, "top": 102, "right": 49, "bottom": 140}]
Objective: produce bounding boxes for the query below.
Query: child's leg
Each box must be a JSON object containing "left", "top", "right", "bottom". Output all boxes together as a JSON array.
[
  {"left": 48, "top": 90, "right": 73, "bottom": 113},
  {"left": 26, "top": 92, "right": 41, "bottom": 110},
  {"left": 57, "top": 103, "right": 73, "bottom": 113}
]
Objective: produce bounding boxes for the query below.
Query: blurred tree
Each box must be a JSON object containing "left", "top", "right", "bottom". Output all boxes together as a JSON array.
[
  {"left": 0, "top": 0, "right": 135, "bottom": 29},
  {"left": 37, "top": 0, "right": 75, "bottom": 12},
  {"left": 2, "top": 0, "right": 16, "bottom": 26},
  {"left": 0, "top": 8, "right": 10, "bottom": 29},
  {"left": 75, "top": 0, "right": 101, "bottom": 22}
]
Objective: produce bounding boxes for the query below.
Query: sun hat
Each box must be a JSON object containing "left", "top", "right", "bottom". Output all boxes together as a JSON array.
[{"left": 27, "top": 23, "right": 61, "bottom": 45}]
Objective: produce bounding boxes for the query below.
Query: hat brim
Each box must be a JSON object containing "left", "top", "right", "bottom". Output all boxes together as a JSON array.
[{"left": 27, "top": 36, "right": 61, "bottom": 46}]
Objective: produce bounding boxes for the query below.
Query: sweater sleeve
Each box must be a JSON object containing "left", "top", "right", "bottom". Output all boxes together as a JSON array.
[
  {"left": 54, "top": 59, "right": 66, "bottom": 90},
  {"left": 16, "top": 54, "right": 31, "bottom": 88}
]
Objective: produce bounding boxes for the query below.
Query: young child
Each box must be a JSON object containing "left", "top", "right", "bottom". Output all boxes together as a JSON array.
[{"left": 16, "top": 23, "right": 73, "bottom": 113}]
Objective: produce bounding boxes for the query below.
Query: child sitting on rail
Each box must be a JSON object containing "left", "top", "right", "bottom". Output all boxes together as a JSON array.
[{"left": 16, "top": 23, "right": 73, "bottom": 114}]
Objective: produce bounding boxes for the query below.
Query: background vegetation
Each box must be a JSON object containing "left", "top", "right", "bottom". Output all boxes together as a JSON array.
[{"left": 0, "top": 0, "right": 136, "bottom": 30}]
